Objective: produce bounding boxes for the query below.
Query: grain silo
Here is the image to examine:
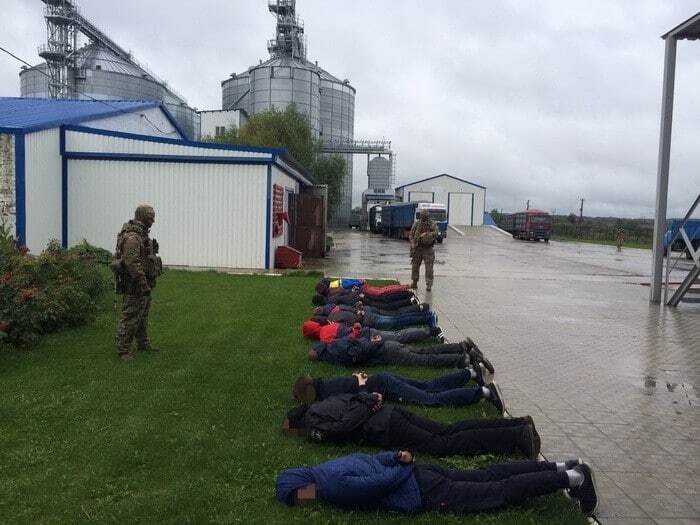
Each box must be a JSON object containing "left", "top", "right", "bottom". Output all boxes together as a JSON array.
[
  {"left": 222, "top": 0, "right": 357, "bottom": 224},
  {"left": 20, "top": 0, "right": 200, "bottom": 139}
]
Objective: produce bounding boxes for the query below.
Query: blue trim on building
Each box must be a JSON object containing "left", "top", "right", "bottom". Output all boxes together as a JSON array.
[
  {"left": 265, "top": 165, "right": 272, "bottom": 270},
  {"left": 60, "top": 127, "right": 68, "bottom": 248},
  {"left": 471, "top": 194, "right": 475, "bottom": 226},
  {"left": 63, "top": 151, "right": 273, "bottom": 165},
  {"left": 155, "top": 104, "right": 188, "bottom": 139},
  {"left": 14, "top": 132, "right": 26, "bottom": 247},
  {"left": 63, "top": 125, "right": 284, "bottom": 155},
  {"left": 396, "top": 173, "right": 487, "bottom": 191}
]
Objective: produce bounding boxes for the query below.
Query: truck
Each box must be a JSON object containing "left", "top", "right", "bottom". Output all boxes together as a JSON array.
[
  {"left": 369, "top": 205, "right": 383, "bottom": 233},
  {"left": 379, "top": 202, "right": 448, "bottom": 242},
  {"left": 664, "top": 219, "right": 700, "bottom": 259},
  {"left": 502, "top": 209, "right": 552, "bottom": 242}
]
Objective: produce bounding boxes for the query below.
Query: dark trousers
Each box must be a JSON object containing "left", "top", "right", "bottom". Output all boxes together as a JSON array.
[
  {"left": 364, "top": 304, "right": 422, "bottom": 315},
  {"left": 370, "top": 327, "right": 432, "bottom": 344},
  {"left": 366, "top": 312, "right": 433, "bottom": 330},
  {"left": 362, "top": 296, "right": 414, "bottom": 310},
  {"left": 377, "top": 341, "right": 465, "bottom": 368},
  {"left": 415, "top": 461, "right": 569, "bottom": 513},
  {"left": 384, "top": 410, "right": 531, "bottom": 456},
  {"left": 361, "top": 292, "right": 414, "bottom": 305},
  {"left": 376, "top": 370, "right": 482, "bottom": 406}
]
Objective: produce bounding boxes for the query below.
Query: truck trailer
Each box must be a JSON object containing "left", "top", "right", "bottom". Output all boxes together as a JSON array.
[
  {"left": 380, "top": 202, "right": 448, "bottom": 242},
  {"left": 502, "top": 209, "right": 552, "bottom": 242}
]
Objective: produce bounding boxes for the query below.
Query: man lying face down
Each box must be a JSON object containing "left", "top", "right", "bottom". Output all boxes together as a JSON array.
[
  {"left": 276, "top": 451, "right": 598, "bottom": 516},
  {"left": 307, "top": 307, "right": 438, "bottom": 332},
  {"left": 312, "top": 289, "right": 416, "bottom": 309},
  {"left": 302, "top": 320, "right": 444, "bottom": 345},
  {"left": 282, "top": 392, "right": 539, "bottom": 459},
  {"left": 308, "top": 334, "right": 494, "bottom": 372},
  {"left": 292, "top": 368, "right": 504, "bottom": 411},
  {"left": 314, "top": 301, "right": 429, "bottom": 317},
  {"left": 315, "top": 278, "right": 412, "bottom": 298}
]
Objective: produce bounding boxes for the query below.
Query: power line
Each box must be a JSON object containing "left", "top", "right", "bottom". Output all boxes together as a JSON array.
[{"left": 0, "top": 43, "right": 179, "bottom": 136}]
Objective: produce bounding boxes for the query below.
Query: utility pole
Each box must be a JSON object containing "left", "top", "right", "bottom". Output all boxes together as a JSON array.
[
  {"left": 579, "top": 198, "right": 585, "bottom": 222},
  {"left": 526, "top": 200, "right": 530, "bottom": 210}
]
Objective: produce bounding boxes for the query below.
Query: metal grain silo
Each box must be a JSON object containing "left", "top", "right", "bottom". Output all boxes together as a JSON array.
[{"left": 222, "top": 70, "right": 251, "bottom": 113}]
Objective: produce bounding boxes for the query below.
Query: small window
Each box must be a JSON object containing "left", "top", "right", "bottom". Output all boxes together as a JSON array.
[{"left": 215, "top": 126, "right": 226, "bottom": 137}]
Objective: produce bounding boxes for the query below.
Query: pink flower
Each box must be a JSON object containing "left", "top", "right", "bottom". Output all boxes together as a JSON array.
[
  {"left": 19, "top": 287, "right": 39, "bottom": 302},
  {"left": 0, "top": 272, "right": 12, "bottom": 287},
  {"left": 18, "top": 245, "right": 29, "bottom": 254}
]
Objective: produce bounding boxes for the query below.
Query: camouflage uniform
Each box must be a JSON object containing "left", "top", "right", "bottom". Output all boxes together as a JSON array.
[
  {"left": 616, "top": 228, "right": 624, "bottom": 252},
  {"left": 114, "top": 205, "right": 162, "bottom": 360},
  {"left": 410, "top": 210, "right": 438, "bottom": 291}
]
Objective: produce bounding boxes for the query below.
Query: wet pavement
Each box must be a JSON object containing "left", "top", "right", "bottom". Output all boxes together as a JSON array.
[{"left": 309, "top": 227, "right": 700, "bottom": 524}]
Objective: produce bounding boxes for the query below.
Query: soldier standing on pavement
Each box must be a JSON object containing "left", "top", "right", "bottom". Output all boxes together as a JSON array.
[
  {"left": 616, "top": 228, "right": 625, "bottom": 252},
  {"left": 112, "top": 205, "right": 162, "bottom": 361},
  {"left": 410, "top": 209, "right": 438, "bottom": 292}
]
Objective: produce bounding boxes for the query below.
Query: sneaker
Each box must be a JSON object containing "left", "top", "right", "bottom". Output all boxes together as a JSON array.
[
  {"left": 426, "top": 285, "right": 432, "bottom": 292},
  {"left": 466, "top": 337, "right": 495, "bottom": 374},
  {"left": 430, "top": 325, "right": 445, "bottom": 343},
  {"left": 420, "top": 303, "right": 431, "bottom": 312},
  {"left": 518, "top": 424, "right": 538, "bottom": 460},
  {"left": 569, "top": 463, "right": 598, "bottom": 515},
  {"left": 523, "top": 416, "right": 541, "bottom": 456},
  {"left": 410, "top": 295, "right": 419, "bottom": 305},
  {"left": 564, "top": 457, "right": 582, "bottom": 470},
  {"left": 470, "top": 362, "right": 486, "bottom": 386},
  {"left": 485, "top": 381, "right": 505, "bottom": 413}
]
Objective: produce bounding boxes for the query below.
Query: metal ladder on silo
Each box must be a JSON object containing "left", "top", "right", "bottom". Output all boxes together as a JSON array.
[{"left": 664, "top": 194, "right": 700, "bottom": 306}]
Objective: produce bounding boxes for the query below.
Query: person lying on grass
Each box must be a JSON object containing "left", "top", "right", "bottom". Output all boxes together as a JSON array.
[
  {"left": 308, "top": 335, "right": 494, "bottom": 372},
  {"left": 276, "top": 451, "right": 598, "bottom": 516},
  {"left": 292, "top": 368, "right": 503, "bottom": 409},
  {"left": 302, "top": 320, "right": 445, "bottom": 344},
  {"left": 282, "top": 392, "right": 536, "bottom": 458},
  {"left": 307, "top": 309, "right": 438, "bottom": 332},
  {"left": 314, "top": 301, "right": 430, "bottom": 317},
  {"left": 312, "top": 289, "right": 416, "bottom": 308},
  {"left": 315, "top": 278, "right": 412, "bottom": 298}
]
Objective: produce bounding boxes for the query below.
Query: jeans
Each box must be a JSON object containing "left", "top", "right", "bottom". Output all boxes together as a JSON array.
[
  {"left": 376, "top": 370, "right": 481, "bottom": 406},
  {"left": 365, "top": 312, "right": 434, "bottom": 330},
  {"left": 370, "top": 327, "right": 432, "bottom": 344},
  {"left": 384, "top": 410, "right": 531, "bottom": 457},
  {"left": 415, "top": 461, "right": 569, "bottom": 513},
  {"left": 377, "top": 341, "right": 465, "bottom": 368}
]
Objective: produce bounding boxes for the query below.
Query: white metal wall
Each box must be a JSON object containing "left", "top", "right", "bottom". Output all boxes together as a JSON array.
[
  {"left": 270, "top": 165, "right": 300, "bottom": 267},
  {"left": 67, "top": 160, "right": 268, "bottom": 268},
  {"left": 86, "top": 107, "right": 180, "bottom": 139},
  {"left": 24, "top": 128, "right": 61, "bottom": 252},
  {"left": 398, "top": 176, "right": 485, "bottom": 226},
  {"left": 200, "top": 110, "right": 243, "bottom": 139},
  {"left": 65, "top": 129, "right": 272, "bottom": 159}
]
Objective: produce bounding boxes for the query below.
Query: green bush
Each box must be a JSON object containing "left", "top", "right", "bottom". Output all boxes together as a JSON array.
[{"left": 0, "top": 231, "right": 110, "bottom": 348}]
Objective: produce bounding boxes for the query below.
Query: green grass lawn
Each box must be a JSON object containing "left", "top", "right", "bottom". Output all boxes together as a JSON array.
[
  {"left": 552, "top": 234, "right": 651, "bottom": 250},
  {"left": 0, "top": 271, "right": 586, "bottom": 524}
]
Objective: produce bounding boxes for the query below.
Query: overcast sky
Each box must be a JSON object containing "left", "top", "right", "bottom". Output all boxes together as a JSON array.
[{"left": 2, "top": 1, "right": 699, "bottom": 218}]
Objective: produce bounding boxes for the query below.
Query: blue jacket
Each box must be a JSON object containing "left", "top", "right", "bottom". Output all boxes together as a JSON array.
[{"left": 276, "top": 452, "right": 423, "bottom": 514}]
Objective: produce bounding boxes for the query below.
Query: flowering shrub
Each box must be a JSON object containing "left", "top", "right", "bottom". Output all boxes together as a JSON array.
[{"left": 0, "top": 226, "right": 110, "bottom": 348}]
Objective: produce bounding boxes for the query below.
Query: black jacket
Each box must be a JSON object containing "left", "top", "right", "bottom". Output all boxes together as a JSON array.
[
  {"left": 315, "top": 337, "right": 384, "bottom": 366},
  {"left": 303, "top": 393, "right": 393, "bottom": 444}
]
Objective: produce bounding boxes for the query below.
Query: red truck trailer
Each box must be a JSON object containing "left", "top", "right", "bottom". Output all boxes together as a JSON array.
[{"left": 502, "top": 209, "right": 552, "bottom": 242}]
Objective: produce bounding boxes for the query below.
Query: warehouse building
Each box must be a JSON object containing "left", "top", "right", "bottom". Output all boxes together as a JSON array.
[
  {"left": 395, "top": 174, "right": 486, "bottom": 227},
  {"left": 0, "top": 97, "right": 317, "bottom": 270}
]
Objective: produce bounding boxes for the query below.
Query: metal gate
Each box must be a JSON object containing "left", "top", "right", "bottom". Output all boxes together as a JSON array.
[{"left": 289, "top": 190, "right": 326, "bottom": 258}]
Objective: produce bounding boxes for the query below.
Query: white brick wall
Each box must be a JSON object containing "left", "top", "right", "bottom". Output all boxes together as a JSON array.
[{"left": 0, "top": 133, "right": 15, "bottom": 237}]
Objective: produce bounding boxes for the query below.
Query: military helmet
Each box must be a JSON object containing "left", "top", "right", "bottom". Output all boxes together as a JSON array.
[{"left": 134, "top": 204, "right": 155, "bottom": 225}]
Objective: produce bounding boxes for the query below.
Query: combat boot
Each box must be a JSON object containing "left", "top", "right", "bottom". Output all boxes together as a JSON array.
[{"left": 410, "top": 281, "right": 418, "bottom": 290}]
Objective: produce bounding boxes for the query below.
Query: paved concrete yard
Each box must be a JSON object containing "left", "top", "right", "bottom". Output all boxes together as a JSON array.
[{"left": 311, "top": 227, "right": 700, "bottom": 524}]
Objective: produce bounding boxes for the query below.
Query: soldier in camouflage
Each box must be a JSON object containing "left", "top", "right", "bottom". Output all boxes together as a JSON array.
[
  {"left": 113, "top": 205, "right": 162, "bottom": 361},
  {"left": 410, "top": 209, "right": 438, "bottom": 292}
]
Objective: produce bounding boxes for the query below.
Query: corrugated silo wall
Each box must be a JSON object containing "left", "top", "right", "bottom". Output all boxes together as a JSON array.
[
  {"left": 320, "top": 79, "right": 355, "bottom": 225},
  {"left": 0, "top": 134, "right": 16, "bottom": 237},
  {"left": 222, "top": 74, "right": 251, "bottom": 113}
]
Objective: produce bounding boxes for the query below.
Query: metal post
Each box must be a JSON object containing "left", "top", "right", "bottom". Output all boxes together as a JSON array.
[{"left": 651, "top": 37, "right": 677, "bottom": 303}]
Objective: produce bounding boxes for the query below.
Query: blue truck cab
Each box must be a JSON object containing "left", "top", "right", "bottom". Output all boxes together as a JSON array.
[
  {"left": 664, "top": 219, "right": 700, "bottom": 259},
  {"left": 380, "top": 202, "right": 448, "bottom": 242}
]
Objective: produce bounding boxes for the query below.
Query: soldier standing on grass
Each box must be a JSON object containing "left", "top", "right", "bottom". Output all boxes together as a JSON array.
[
  {"left": 112, "top": 205, "right": 162, "bottom": 361},
  {"left": 410, "top": 209, "right": 438, "bottom": 292}
]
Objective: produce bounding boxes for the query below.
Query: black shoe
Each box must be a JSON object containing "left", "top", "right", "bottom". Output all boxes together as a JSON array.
[
  {"left": 420, "top": 303, "right": 431, "bottom": 312},
  {"left": 569, "top": 463, "right": 598, "bottom": 516},
  {"left": 485, "top": 381, "right": 505, "bottom": 414},
  {"left": 431, "top": 325, "right": 445, "bottom": 343},
  {"left": 518, "top": 424, "right": 538, "bottom": 460},
  {"left": 466, "top": 338, "right": 495, "bottom": 374},
  {"left": 472, "top": 363, "right": 486, "bottom": 386},
  {"left": 565, "top": 457, "right": 582, "bottom": 470},
  {"left": 410, "top": 294, "right": 419, "bottom": 304}
]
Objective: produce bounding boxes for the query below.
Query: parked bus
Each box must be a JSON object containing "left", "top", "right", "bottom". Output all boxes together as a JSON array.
[
  {"left": 502, "top": 209, "right": 552, "bottom": 242},
  {"left": 380, "top": 202, "right": 448, "bottom": 242}
]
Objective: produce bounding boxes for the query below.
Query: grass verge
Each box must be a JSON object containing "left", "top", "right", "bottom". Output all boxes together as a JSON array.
[{"left": 0, "top": 271, "right": 587, "bottom": 524}]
